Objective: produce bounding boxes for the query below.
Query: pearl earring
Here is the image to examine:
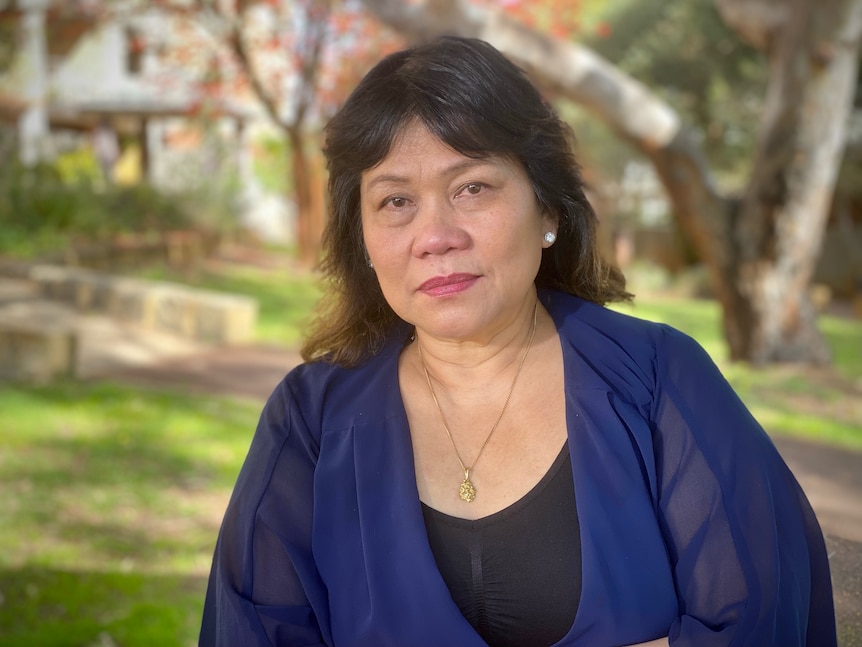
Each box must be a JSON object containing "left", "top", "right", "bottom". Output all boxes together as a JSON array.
[
  {"left": 543, "top": 232, "right": 557, "bottom": 245},
  {"left": 367, "top": 259, "right": 374, "bottom": 269}
]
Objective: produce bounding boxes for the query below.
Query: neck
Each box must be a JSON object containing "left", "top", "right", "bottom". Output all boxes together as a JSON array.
[{"left": 413, "top": 298, "right": 540, "bottom": 393}]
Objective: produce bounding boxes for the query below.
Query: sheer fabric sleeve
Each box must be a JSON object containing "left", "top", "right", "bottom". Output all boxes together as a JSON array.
[
  {"left": 651, "top": 327, "right": 836, "bottom": 647},
  {"left": 199, "top": 375, "right": 330, "bottom": 647}
]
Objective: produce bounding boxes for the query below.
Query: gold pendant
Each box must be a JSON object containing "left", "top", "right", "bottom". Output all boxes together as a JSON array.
[{"left": 459, "top": 470, "right": 476, "bottom": 502}]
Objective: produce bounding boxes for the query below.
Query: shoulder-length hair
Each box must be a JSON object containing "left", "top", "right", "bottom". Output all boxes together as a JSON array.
[{"left": 302, "top": 36, "right": 630, "bottom": 366}]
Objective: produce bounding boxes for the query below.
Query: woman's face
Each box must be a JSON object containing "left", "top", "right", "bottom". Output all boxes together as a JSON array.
[{"left": 360, "top": 122, "right": 556, "bottom": 344}]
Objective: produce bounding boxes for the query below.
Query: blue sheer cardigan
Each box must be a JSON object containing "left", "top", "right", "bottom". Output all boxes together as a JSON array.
[{"left": 200, "top": 289, "right": 836, "bottom": 646}]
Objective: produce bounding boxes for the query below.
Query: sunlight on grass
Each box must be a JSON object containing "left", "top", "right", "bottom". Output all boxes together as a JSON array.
[
  {"left": 0, "top": 381, "right": 260, "bottom": 645},
  {"left": 820, "top": 314, "right": 862, "bottom": 379},
  {"left": 0, "top": 568, "right": 204, "bottom": 647}
]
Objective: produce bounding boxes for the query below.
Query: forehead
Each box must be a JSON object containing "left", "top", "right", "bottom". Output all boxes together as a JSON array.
[
  {"left": 375, "top": 123, "right": 471, "bottom": 170},
  {"left": 361, "top": 122, "right": 513, "bottom": 190}
]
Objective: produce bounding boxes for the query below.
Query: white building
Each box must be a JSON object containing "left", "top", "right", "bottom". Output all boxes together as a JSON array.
[{"left": 0, "top": 0, "right": 294, "bottom": 244}]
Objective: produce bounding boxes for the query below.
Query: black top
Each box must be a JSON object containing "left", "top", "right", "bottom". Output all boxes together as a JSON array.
[{"left": 421, "top": 443, "right": 581, "bottom": 647}]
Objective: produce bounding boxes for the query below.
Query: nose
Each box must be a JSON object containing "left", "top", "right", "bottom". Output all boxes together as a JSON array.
[{"left": 411, "top": 198, "right": 471, "bottom": 258}]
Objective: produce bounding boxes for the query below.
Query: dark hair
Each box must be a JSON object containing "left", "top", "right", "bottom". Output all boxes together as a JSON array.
[{"left": 302, "top": 36, "right": 630, "bottom": 366}]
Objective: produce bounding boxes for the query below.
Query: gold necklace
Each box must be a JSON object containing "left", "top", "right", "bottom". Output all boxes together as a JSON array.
[{"left": 417, "top": 302, "right": 539, "bottom": 502}]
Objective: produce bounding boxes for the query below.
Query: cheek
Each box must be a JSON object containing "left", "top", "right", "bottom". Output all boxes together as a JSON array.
[
  {"left": 360, "top": 215, "right": 387, "bottom": 261},
  {"left": 364, "top": 230, "right": 401, "bottom": 267}
]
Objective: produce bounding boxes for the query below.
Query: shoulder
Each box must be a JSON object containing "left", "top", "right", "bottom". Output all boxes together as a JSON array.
[
  {"left": 540, "top": 289, "right": 711, "bottom": 400},
  {"left": 543, "top": 289, "right": 704, "bottom": 356},
  {"left": 268, "top": 331, "right": 406, "bottom": 435}
]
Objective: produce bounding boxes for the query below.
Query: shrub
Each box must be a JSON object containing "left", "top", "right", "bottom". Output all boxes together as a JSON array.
[{"left": 0, "top": 151, "right": 239, "bottom": 259}]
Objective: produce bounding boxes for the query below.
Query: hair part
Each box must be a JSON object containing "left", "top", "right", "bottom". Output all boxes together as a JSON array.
[{"left": 302, "top": 37, "right": 631, "bottom": 366}]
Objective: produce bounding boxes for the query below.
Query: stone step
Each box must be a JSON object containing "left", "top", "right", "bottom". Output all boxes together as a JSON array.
[
  {"left": 0, "top": 299, "right": 209, "bottom": 382},
  {"left": 0, "top": 277, "right": 39, "bottom": 304},
  {"left": 27, "top": 265, "right": 258, "bottom": 345},
  {"left": 0, "top": 301, "right": 78, "bottom": 383},
  {"left": 0, "top": 263, "right": 259, "bottom": 383}
]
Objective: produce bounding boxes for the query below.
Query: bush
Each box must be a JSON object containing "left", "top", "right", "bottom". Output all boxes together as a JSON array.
[{"left": 0, "top": 152, "right": 238, "bottom": 259}]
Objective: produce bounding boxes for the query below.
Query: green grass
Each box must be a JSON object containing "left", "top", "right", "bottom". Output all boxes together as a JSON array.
[
  {"left": 0, "top": 381, "right": 261, "bottom": 645},
  {"left": 0, "top": 568, "right": 204, "bottom": 647},
  {"left": 820, "top": 313, "right": 862, "bottom": 379}
]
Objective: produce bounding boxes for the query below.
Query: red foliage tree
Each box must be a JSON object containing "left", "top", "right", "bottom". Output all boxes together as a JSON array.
[{"left": 139, "top": 0, "right": 403, "bottom": 263}]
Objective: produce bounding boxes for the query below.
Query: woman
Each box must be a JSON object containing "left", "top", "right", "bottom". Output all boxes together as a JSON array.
[{"left": 200, "top": 37, "right": 836, "bottom": 647}]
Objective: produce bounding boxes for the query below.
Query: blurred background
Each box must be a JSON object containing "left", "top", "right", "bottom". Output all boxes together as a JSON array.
[{"left": 0, "top": 0, "right": 860, "bottom": 645}]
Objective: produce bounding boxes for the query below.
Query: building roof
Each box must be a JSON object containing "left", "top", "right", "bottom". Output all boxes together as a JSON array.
[
  {"left": 0, "top": 95, "right": 253, "bottom": 131},
  {"left": 50, "top": 97, "right": 253, "bottom": 130}
]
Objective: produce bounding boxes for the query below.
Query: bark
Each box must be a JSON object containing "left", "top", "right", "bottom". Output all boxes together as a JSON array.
[
  {"left": 289, "top": 127, "right": 312, "bottom": 265},
  {"left": 360, "top": 0, "right": 862, "bottom": 364},
  {"left": 722, "top": 0, "right": 862, "bottom": 363},
  {"left": 713, "top": 0, "right": 790, "bottom": 50},
  {"left": 283, "top": 0, "right": 330, "bottom": 266},
  {"left": 288, "top": 127, "right": 326, "bottom": 266}
]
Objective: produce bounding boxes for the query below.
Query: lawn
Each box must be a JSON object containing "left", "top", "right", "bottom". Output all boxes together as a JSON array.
[
  {"left": 0, "top": 382, "right": 261, "bottom": 646},
  {"left": 1, "top": 253, "right": 860, "bottom": 645}
]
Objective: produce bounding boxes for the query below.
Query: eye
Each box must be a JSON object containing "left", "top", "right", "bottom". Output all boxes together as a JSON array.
[
  {"left": 457, "top": 182, "right": 487, "bottom": 197},
  {"left": 382, "top": 195, "right": 409, "bottom": 209}
]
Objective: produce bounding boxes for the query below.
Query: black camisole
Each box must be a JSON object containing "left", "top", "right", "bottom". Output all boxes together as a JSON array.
[{"left": 421, "top": 442, "right": 581, "bottom": 647}]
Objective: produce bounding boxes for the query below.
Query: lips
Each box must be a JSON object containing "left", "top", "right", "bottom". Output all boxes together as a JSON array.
[{"left": 418, "top": 273, "right": 479, "bottom": 296}]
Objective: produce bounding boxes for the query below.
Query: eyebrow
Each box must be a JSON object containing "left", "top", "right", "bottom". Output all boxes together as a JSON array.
[{"left": 363, "top": 157, "right": 497, "bottom": 192}]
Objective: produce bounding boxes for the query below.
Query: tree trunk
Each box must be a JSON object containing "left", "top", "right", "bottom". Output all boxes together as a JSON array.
[
  {"left": 360, "top": 0, "right": 862, "bottom": 364},
  {"left": 220, "top": 1, "right": 330, "bottom": 265},
  {"left": 721, "top": 0, "right": 862, "bottom": 363},
  {"left": 287, "top": 127, "right": 320, "bottom": 267}
]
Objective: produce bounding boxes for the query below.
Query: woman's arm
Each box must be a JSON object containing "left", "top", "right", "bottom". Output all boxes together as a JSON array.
[
  {"left": 627, "top": 640, "right": 670, "bottom": 647},
  {"left": 649, "top": 327, "right": 836, "bottom": 646},
  {"left": 200, "top": 377, "right": 329, "bottom": 646}
]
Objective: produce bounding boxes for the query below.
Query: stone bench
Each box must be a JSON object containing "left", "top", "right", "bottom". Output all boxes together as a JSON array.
[
  {"left": 26, "top": 265, "right": 258, "bottom": 345},
  {"left": 0, "top": 302, "right": 78, "bottom": 383}
]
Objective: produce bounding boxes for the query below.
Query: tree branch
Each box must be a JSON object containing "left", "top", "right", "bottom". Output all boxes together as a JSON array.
[
  {"left": 225, "top": 13, "right": 285, "bottom": 128},
  {"left": 153, "top": 0, "right": 287, "bottom": 129},
  {"left": 291, "top": 0, "right": 331, "bottom": 129}
]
